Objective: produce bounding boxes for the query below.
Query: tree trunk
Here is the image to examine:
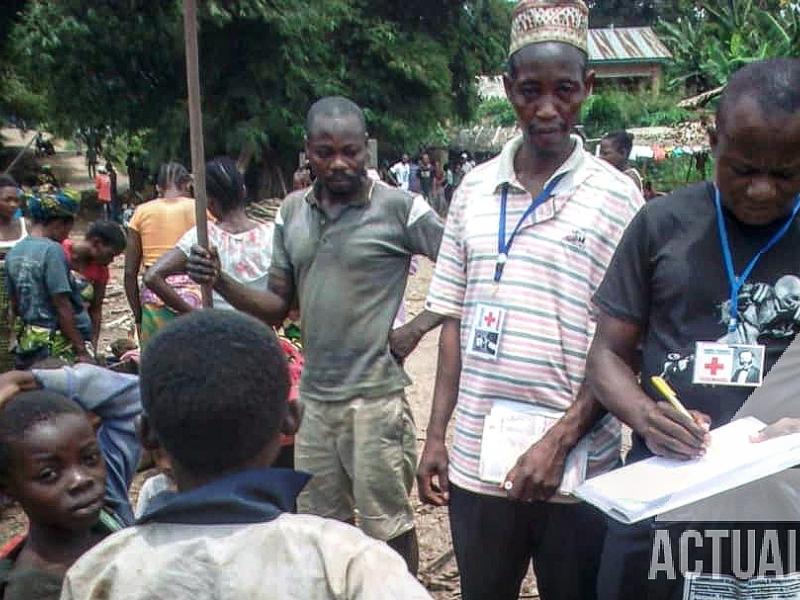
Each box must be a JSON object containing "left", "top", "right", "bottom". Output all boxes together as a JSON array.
[
  {"left": 237, "top": 145, "right": 255, "bottom": 174},
  {"left": 255, "top": 146, "right": 289, "bottom": 201}
]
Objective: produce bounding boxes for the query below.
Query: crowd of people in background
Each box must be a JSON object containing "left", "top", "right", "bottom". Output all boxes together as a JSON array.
[{"left": 385, "top": 151, "right": 475, "bottom": 217}]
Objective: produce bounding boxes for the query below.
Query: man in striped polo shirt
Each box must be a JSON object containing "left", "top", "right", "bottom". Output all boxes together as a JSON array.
[{"left": 417, "top": 2, "right": 643, "bottom": 599}]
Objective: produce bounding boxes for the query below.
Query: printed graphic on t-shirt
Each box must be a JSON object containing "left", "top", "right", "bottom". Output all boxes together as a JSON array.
[
  {"left": 561, "top": 228, "right": 587, "bottom": 251},
  {"left": 659, "top": 275, "right": 800, "bottom": 384}
]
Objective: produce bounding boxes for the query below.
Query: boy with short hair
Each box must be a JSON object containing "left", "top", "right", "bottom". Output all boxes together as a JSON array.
[
  {"left": 0, "top": 364, "right": 142, "bottom": 599},
  {"left": 62, "top": 310, "right": 431, "bottom": 599}
]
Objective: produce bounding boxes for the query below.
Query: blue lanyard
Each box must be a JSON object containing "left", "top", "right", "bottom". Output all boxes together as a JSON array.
[
  {"left": 495, "top": 174, "right": 565, "bottom": 283},
  {"left": 714, "top": 186, "right": 800, "bottom": 333}
]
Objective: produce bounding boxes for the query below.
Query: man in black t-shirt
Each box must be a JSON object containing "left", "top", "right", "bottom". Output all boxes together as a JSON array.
[{"left": 587, "top": 59, "right": 800, "bottom": 599}]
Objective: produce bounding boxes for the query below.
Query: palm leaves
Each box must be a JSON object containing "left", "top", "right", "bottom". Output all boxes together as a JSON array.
[{"left": 658, "top": 0, "right": 800, "bottom": 92}]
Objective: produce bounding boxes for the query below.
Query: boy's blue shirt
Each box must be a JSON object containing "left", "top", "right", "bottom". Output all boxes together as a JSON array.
[
  {"left": 33, "top": 365, "right": 142, "bottom": 526},
  {"left": 7, "top": 237, "right": 92, "bottom": 340},
  {"left": 138, "top": 468, "right": 311, "bottom": 525}
]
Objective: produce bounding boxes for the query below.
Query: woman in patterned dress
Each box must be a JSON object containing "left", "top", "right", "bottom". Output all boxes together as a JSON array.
[{"left": 0, "top": 176, "right": 27, "bottom": 372}]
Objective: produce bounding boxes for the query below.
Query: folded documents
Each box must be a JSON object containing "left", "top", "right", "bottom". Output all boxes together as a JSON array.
[
  {"left": 479, "top": 400, "right": 589, "bottom": 496},
  {"left": 574, "top": 417, "right": 800, "bottom": 524}
]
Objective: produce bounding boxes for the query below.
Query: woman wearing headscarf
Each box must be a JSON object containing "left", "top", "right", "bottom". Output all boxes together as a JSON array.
[
  {"left": 0, "top": 175, "right": 27, "bottom": 371},
  {"left": 5, "top": 186, "right": 92, "bottom": 367},
  {"left": 123, "top": 162, "right": 198, "bottom": 346}
]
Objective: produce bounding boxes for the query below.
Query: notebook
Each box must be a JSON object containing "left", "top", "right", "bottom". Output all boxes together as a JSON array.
[
  {"left": 574, "top": 417, "right": 800, "bottom": 524},
  {"left": 479, "top": 400, "right": 589, "bottom": 496}
]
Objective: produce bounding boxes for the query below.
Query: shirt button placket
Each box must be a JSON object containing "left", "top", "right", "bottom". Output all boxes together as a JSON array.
[{"left": 319, "top": 215, "right": 327, "bottom": 245}]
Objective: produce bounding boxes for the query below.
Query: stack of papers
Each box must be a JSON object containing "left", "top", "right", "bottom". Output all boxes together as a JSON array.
[
  {"left": 479, "top": 400, "right": 589, "bottom": 495},
  {"left": 575, "top": 417, "right": 800, "bottom": 524}
]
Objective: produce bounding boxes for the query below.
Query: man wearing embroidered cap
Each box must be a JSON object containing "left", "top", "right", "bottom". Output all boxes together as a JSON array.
[{"left": 418, "top": 1, "right": 643, "bottom": 598}]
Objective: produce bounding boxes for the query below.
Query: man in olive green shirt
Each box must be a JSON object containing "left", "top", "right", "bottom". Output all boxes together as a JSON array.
[{"left": 188, "top": 96, "right": 444, "bottom": 571}]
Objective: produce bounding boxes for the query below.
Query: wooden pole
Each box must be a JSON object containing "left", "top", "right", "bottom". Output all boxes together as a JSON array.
[{"left": 183, "top": 0, "right": 212, "bottom": 308}]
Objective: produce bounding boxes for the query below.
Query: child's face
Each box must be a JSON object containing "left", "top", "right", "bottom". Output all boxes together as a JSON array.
[
  {"left": 0, "top": 187, "right": 20, "bottom": 220},
  {"left": 6, "top": 414, "right": 106, "bottom": 531}
]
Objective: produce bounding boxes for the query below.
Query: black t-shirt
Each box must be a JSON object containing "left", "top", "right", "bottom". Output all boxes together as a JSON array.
[{"left": 594, "top": 182, "right": 800, "bottom": 462}]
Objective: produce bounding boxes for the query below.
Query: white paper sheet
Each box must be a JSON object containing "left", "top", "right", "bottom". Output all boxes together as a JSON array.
[{"left": 575, "top": 417, "right": 800, "bottom": 524}]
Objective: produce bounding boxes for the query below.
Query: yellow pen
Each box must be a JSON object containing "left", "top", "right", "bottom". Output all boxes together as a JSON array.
[{"left": 650, "top": 376, "right": 694, "bottom": 422}]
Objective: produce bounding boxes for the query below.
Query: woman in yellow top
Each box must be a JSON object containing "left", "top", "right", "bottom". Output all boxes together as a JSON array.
[{"left": 124, "top": 162, "right": 198, "bottom": 346}]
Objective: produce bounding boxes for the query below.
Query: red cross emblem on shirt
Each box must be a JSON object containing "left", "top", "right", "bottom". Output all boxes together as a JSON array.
[
  {"left": 484, "top": 312, "right": 497, "bottom": 328},
  {"left": 704, "top": 357, "right": 725, "bottom": 376}
]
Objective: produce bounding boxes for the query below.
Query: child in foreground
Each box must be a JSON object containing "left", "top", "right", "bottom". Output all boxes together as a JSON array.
[
  {"left": 62, "top": 310, "right": 431, "bottom": 599},
  {"left": 0, "top": 364, "right": 142, "bottom": 599}
]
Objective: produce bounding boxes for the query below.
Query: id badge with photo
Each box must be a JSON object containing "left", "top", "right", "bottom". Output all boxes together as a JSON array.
[
  {"left": 467, "top": 304, "right": 506, "bottom": 360},
  {"left": 692, "top": 342, "right": 766, "bottom": 388}
]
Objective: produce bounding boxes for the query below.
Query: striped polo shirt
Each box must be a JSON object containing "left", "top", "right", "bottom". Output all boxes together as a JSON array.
[{"left": 425, "top": 135, "right": 644, "bottom": 499}]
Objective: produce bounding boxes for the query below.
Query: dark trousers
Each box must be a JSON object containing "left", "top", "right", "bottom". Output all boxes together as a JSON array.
[
  {"left": 449, "top": 483, "right": 606, "bottom": 600},
  {"left": 110, "top": 196, "right": 122, "bottom": 223},
  {"left": 597, "top": 518, "right": 654, "bottom": 600}
]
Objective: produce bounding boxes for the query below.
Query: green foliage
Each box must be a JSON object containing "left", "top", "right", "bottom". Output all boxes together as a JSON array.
[
  {"left": 658, "top": 0, "right": 800, "bottom": 92},
  {"left": 581, "top": 94, "right": 626, "bottom": 137},
  {"left": 473, "top": 90, "right": 692, "bottom": 139},
  {"left": 11, "top": 2, "right": 184, "bottom": 140},
  {"left": 645, "top": 154, "right": 707, "bottom": 193},
  {"left": 476, "top": 97, "right": 517, "bottom": 128},
  {"left": 8, "top": 0, "right": 511, "bottom": 194},
  {"left": 0, "top": 0, "right": 43, "bottom": 124},
  {"left": 581, "top": 91, "right": 692, "bottom": 138},
  {"left": 587, "top": 1, "right": 700, "bottom": 27},
  {"left": 0, "top": 66, "right": 47, "bottom": 124},
  {"left": 587, "top": 0, "right": 657, "bottom": 26}
]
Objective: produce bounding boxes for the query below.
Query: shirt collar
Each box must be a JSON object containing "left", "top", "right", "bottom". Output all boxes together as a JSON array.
[
  {"left": 137, "top": 468, "right": 311, "bottom": 526},
  {"left": 305, "top": 178, "right": 375, "bottom": 208},
  {"left": 494, "top": 134, "right": 586, "bottom": 195}
]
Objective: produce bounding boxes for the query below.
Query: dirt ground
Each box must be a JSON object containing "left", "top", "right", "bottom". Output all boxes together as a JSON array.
[
  {"left": 1, "top": 127, "right": 130, "bottom": 192},
  {"left": 0, "top": 129, "right": 542, "bottom": 598}
]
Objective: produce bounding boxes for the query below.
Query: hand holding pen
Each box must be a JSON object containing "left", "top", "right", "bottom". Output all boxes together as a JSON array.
[{"left": 637, "top": 376, "right": 712, "bottom": 461}]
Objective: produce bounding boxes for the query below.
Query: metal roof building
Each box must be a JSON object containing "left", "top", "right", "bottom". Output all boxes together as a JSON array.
[
  {"left": 588, "top": 27, "right": 672, "bottom": 92},
  {"left": 477, "top": 27, "right": 673, "bottom": 100},
  {"left": 588, "top": 27, "right": 672, "bottom": 64}
]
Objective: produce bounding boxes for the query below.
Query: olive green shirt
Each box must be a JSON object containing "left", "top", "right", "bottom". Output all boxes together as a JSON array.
[{"left": 271, "top": 180, "right": 443, "bottom": 401}]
